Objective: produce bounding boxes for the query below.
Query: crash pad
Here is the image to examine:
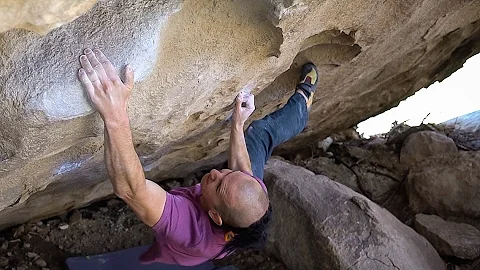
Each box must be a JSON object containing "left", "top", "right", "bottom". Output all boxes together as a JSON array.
[{"left": 66, "top": 245, "right": 237, "bottom": 270}]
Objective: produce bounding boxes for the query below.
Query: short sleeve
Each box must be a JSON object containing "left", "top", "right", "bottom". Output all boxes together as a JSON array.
[{"left": 151, "top": 192, "right": 206, "bottom": 248}]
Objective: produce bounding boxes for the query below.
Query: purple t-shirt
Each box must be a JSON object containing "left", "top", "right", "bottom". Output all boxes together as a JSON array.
[
  {"left": 139, "top": 184, "right": 226, "bottom": 266},
  {"left": 139, "top": 175, "right": 268, "bottom": 266}
]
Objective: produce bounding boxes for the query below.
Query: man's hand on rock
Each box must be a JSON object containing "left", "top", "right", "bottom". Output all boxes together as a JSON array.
[
  {"left": 78, "top": 48, "right": 134, "bottom": 123},
  {"left": 232, "top": 91, "right": 255, "bottom": 127}
]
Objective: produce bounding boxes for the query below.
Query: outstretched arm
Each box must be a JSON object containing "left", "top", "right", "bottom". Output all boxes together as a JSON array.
[
  {"left": 78, "top": 48, "right": 166, "bottom": 227},
  {"left": 228, "top": 92, "right": 255, "bottom": 174}
]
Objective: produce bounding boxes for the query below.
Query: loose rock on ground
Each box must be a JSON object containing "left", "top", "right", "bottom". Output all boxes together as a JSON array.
[{"left": 415, "top": 214, "right": 480, "bottom": 260}]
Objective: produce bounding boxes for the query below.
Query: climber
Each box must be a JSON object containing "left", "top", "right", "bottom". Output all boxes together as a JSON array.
[{"left": 77, "top": 48, "right": 318, "bottom": 267}]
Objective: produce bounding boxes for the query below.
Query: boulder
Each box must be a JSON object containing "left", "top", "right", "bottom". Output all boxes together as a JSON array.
[
  {"left": 351, "top": 165, "right": 399, "bottom": 203},
  {"left": 305, "top": 155, "right": 399, "bottom": 203},
  {"left": 400, "top": 131, "right": 458, "bottom": 167},
  {"left": 303, "top": 157, "right": 360, "bottom": 192},
  {"left": 264, "top": 159, "right": 445, "bottom": 270},
  {"left": 407, "top": 151, "right": 480, "bottom": 219},
  {"left": 415, "top": 214, "right": 480, "bottom": 260},
  {"left": 327, "top": 144, "right": 405, "bottom": 204},
  {"left": 1, "top": 0, "right": 480, "bottom": 229},
  {"left": 305, "top": 141, "right": 410, "bottom": 222}
]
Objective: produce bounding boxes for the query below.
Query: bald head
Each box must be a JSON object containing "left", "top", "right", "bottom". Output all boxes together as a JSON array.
[{"left": 217, "top": 174, "right": 269, "bottom": 228}]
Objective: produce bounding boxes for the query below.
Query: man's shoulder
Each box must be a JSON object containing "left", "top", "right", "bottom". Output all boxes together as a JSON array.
[
  {"left": 153, "top": 183, "right": 208, "bottom": 236},
  {"left": 169, "top": 183, "right": 202, "bottom": 202},
  {"left": 153, "top": 187, "right": 225, "bottom": 248}
]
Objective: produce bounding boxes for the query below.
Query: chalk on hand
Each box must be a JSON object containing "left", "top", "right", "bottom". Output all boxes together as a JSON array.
[{"left": 225, "top": 81, "right": 256, "bottom": 122}]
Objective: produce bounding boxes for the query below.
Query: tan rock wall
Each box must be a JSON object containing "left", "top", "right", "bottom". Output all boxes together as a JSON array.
[
  {"left": 0, "top": 0, "right": 479, "bottom": 229},
  {"left": 0, "top": 0, "right": 97, "bottom": 35}
]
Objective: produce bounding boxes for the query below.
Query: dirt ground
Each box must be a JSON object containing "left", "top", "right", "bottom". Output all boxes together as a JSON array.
[{"left": 0, "top": 195, "right": 285, "bottom": 270}]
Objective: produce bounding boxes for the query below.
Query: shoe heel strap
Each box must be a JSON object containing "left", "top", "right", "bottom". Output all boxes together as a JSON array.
[{"left": 296, "top": 83, "right": 312, "bottom": 98}]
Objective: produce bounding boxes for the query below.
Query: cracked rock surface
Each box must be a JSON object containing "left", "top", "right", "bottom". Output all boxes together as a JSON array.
[{"left": 0, "top": 0, "right": 480, "bottom": 229}]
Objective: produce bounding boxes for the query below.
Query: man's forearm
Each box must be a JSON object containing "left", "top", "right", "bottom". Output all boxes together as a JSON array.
[
  {"left": 228, "top": 122, "right": 252, "bottom": 173},
  {"left": 78, "top": 48, "right": 167, "bottom": 227},
  {"left": 103, "top": 115, "right": 146, "bottom": 198}
]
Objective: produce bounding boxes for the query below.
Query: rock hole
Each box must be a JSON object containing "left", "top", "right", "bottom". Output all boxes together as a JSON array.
[
  {"left": 257, "top": 30, "right": 362, "bottom": 107},
  {"left": 300, "top": 29, "right": 357, "bottom": 51}
]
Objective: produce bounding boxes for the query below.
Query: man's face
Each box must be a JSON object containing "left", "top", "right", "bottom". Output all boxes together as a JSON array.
[{"left": 200, "top": 169, "right": 254, "bottom": 211}]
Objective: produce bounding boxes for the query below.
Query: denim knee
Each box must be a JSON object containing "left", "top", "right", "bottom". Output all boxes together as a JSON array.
[{"left": 249, "top": 119, "right": 268, "bottom": 130}]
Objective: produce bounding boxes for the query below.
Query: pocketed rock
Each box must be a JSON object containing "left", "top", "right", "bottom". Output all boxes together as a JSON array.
[
  {"left": 400, "top": 131, "right": 458, "bottom": 167},
  {"left": 264, "top": 159, "right": 445, "bottom": 270},
  {"left": 408, "top": 151, "right": 480, "bottom": 218},
  {"left": 415, "top": 214, "right": 480, "bottom": 260}
]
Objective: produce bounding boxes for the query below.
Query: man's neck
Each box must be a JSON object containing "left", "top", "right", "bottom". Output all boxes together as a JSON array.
[{"left": 199, "top": 194, "right": 209, "bottom": 212}]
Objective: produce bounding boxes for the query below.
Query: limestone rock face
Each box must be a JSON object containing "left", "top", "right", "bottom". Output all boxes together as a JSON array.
[
  {"left": 415, "top": 214, "right": 480, "bottom": 260},
  {"left": 408, "top": 151, "right": 480, "bottom": 219},
  {"left": 400, "top": 131, "right": 458, "bottom": 167},
  {"left": 0, "top": 0, "right": 480, "bottom": 229},
  {"left": 0, "top": 0, "right": 97, "bottom": 35},
  {"left": 264, "top": 159, "right": 445, "bottom": 270}
]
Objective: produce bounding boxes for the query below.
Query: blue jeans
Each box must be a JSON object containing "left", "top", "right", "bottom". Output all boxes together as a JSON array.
[{"left": 246, "top": 92, "right": 308, "bottom": 180}]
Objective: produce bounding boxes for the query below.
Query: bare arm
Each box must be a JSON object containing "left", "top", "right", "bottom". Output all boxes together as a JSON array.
[
  {"left": 228, "top": 92, "right": 255, "bottom": 174},
  {"left": 78, "top": 48, "right": 165, "bottom": 227}
]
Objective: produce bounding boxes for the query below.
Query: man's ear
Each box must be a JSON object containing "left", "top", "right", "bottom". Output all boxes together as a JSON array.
[{"left": 208, "top": 209, "right": 223, "bottom": 226}]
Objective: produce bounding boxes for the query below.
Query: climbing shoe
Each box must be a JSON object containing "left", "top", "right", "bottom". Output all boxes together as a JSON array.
[{"left": 296, "top": 63, "right": 319, "bottom": 107}]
